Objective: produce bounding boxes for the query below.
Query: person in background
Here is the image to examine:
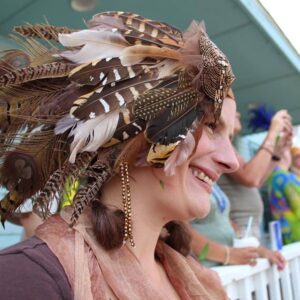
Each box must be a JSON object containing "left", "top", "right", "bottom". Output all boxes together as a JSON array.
[
  {"left": 268, "top": 147, "right": 300, "bottom": 244},
  {"left": 219, "top": 110, "right": 292, "bottom": 239},
  {"left": 290, "top": 147, "right": 300, "bottom": 178},
  {"left": 14, "top": 212, "right": 43, "bottom": 239},
  {"left": 189, "top": 184, "right": 286, "bottom": 270}
]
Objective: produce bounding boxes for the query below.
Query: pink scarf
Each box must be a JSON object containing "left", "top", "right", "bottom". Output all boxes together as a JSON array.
[{"left": 36, "top": 207, "right": 227, "bottom": 300}]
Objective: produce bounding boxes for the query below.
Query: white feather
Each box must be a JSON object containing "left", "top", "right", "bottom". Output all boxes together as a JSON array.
[
  {"left": 68, "top": 110, "right": 119, "bottom": 163},
  {"left": 59, "top": 30, "right": 129, "bottom": 64},
  {"left": 164, "top": 131, "right": 195, "bottom": 176},
  {"left": 54, "top": 115, "right": 78, "bottom": 134}
]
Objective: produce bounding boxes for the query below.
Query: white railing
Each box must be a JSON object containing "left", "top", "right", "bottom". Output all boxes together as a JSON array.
[{"left": 213, "top": 242, "right": 300, "bottom": 300}]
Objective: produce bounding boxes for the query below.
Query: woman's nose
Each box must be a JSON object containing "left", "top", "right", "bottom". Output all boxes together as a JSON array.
[{"left": 216, "top": 140, "right": 239, "bottom": 173}]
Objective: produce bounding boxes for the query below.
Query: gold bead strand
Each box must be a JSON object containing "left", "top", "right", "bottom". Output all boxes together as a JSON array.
[
  {"left": 124, "top": 161, "right": 135, "bottom": 247},
  {"left": 120, "top": 159, "right": 135, "bottom": 247}
]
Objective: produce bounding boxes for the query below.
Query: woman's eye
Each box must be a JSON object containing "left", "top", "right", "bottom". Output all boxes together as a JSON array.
[{"left": 206, "top": 123, "right": 217, "bottom": 131}]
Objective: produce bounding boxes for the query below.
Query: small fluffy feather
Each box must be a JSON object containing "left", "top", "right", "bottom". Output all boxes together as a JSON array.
[
  {"left": 55, "top": 115, "right": 78, "bottom": 134},
  {"left": 59, "top": 30, "right": 129, "bottom": 64},
  {"left": 60, "top": 110, "right": 119, "bottom": 163},
  {"left": 164, "top": 131, "right": 195, "bottom": 176}
]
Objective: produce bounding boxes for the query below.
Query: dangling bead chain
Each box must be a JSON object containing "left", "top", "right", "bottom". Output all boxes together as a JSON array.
[{"left": 120, "top": 160, "right": 135, "bottom": 247}]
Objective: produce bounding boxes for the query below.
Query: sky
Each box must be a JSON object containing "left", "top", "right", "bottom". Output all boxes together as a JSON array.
[{"left": 259, "top": 0, "right": 300, "bottom": 54}]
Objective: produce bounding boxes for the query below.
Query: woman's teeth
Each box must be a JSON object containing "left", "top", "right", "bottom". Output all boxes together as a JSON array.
[{"left": 192, "top": 169, "right": 213, "bottom": 186}]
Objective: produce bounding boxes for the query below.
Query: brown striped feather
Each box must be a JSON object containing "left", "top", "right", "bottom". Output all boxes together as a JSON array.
[
  {"left": 104, "top": 105, "right": 145, "bottom": 145},
  {"left": 100, "top": 12, "right": 182, "bottom": 46},
  {"left": 34, "top": 151, "right": 97, "bottom": 218},
  {"left": 0, "top": 62, "right": 75, "bottom": 88},
  {"left": 88, "top": 15, "right": 171, "bottom": 48},
  {"left": 70, "top": 68, "right": 160, "bottom": 119},
  {"left": 69, "top": 58, "right": 148, "bottom": 86},
  {"left": 14, "top": 24, "right": 74, "bottom": 41}
]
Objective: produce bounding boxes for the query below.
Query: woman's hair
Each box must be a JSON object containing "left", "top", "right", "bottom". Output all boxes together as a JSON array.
[{"left": 91, "top": 199, "right": 192, "bottom": 255}]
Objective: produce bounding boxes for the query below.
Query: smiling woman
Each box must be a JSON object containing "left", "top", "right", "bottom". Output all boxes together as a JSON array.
[{"left": 0, "top": 11, "right": 237, "bottom": 299}]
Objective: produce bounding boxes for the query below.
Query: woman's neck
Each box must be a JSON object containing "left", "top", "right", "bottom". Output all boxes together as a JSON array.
[{"left": 101, "top": 171, "right": 168, "bottom": 269}]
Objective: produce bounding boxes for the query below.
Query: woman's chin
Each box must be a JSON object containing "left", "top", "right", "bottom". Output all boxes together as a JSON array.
[
  {"left": 184, "top": 170, "right": 212, "bottom": 219},
  {"left": 181, "top": 192, "right": 211, "bottom": 220}
]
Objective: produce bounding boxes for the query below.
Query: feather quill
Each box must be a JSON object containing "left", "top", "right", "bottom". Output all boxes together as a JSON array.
[{"left": 120, "top": 45, "right": 181, "bottom": 66}]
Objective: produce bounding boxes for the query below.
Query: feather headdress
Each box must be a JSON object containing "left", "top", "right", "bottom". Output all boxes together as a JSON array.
[{"left": 0, "top": 11, "right": 235, "bottom": 224}]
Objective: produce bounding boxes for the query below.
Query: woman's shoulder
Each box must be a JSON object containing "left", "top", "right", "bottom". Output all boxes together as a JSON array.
[{"left": 0, "top": 236, "right": 73, "bottom": 300}]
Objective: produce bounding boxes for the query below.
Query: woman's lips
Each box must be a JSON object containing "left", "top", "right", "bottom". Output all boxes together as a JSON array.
[{"left": 190, "top": 166, "right": 217, "bottom": 193}]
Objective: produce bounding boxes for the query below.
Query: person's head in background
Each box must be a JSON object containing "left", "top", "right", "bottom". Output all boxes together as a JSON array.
[
  {"left": 291, "top": 147, "right": 300, "bottom": 170},
  {"left": 234, "top": 111, "right": 242, "bottom": 136}
]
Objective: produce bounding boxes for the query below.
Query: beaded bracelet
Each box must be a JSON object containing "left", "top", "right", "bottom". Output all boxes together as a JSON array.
[
  {"left": 260, "top": 146, "right": 281, "bottom": 161},
  {"left": 223, "top": 246, "right": 230, "bottom": 265}
]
